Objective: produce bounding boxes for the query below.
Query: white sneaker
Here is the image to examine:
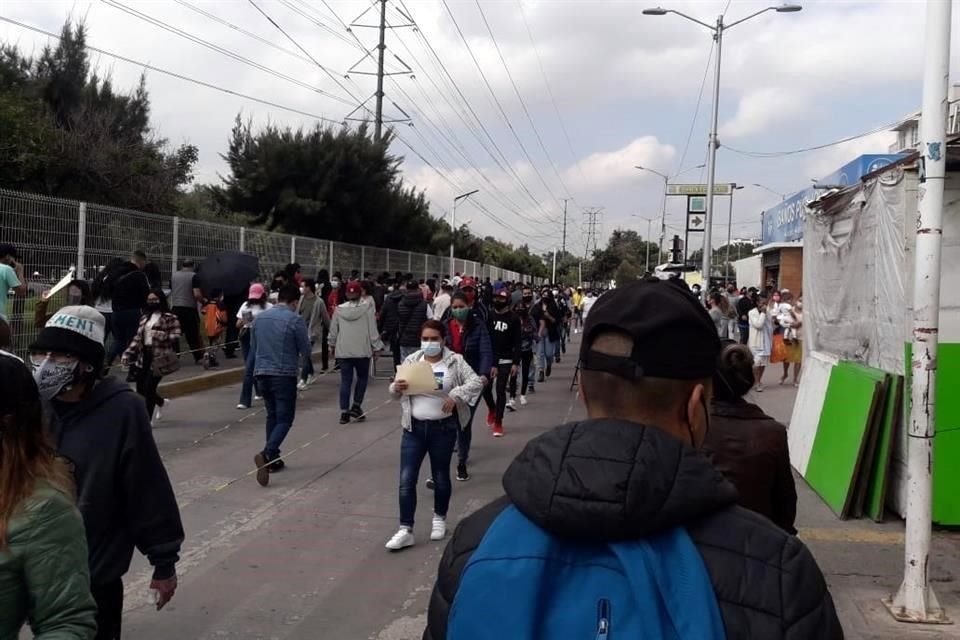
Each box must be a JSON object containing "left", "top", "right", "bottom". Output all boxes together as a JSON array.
[
  {"left": 237, "top": 403, "right": 250, "bottom": 410},
  {"left": 306, "top": 374, "right": 317, "bottom": 385},
  {"left": 520, "top": 395, "right": 528, "bottom": 406},
  {"left": 253, "top": 394, "right": 262, "bottom": 401},
  {"left": 506, "top": 398, "right": 515, "bottom": 410},
  {"left": 385, "top": 527, "right": 415, "bottom": 551},
  {"left": 430, "top": 515, "right": 447, "bottom": 541},
  {"left": 756, "top": 384, "right": 765, "bottom": 393},
  {"left": 152, "top": 406, "right": 162, "bottom": 424},
  {"left": 297, "top": 380, "right": 307, "bottom": 391}
]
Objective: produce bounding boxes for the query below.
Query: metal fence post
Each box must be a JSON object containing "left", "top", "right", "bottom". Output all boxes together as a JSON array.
[
  {"left": 77, "top": 202, "right": 86, "bottom": 278},
  {"left": 172, "top": 216, "right": 180, "bottom": 283},
  {"left": 240, "top": 226, "right": 246, "bottom": 252},
  {"left": 385, "top": 248, "right": 391, "bottom": 272},
  {"left": 407, "top": 252, "right": 412, "bottom": 274},
  {"left": 290, "top": 236, "right": 296, "bottom": 264},
  {"left": 424, "top": 254, "right": 429, "bottom": 280},
  {"left": 329, "top": 240, "right": 335, "bottom": 275},
  {"left": 361, "top": 246, "right": 366, "bottom": 276}
]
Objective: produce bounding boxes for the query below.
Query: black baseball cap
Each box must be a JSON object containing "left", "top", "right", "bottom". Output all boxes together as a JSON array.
[{"left": 580, "top": 278, "right": 721, "bottom": 381}]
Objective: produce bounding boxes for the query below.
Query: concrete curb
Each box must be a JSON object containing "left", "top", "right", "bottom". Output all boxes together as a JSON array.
[{"left": 158, "top": 352, "right": 328, "bottom": 399}]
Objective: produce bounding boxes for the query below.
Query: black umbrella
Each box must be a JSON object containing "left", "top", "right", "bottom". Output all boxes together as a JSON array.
[{"left": 197, "top": 251, "right": 260, "bottom": 298}]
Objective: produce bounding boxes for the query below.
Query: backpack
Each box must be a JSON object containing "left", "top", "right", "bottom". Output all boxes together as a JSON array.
[{"left": 448, "top": 506, "right": 726, "bottom": 640}]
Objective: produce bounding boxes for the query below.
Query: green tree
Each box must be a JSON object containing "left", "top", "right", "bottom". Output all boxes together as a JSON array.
[
  {"left": 587, "top": 229, "right": 663, "bottom": 284},
  {"left": 0, "top": 21, "right": 198, "bottom": 212}
]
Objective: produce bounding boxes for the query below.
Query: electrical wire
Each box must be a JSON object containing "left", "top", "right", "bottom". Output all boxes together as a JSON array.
[
  {"left": 723, "top": 119, "right": 902, "bottom": 158},
  {"left": 0, "top": 16, "right": 344, "bottom": 125}
]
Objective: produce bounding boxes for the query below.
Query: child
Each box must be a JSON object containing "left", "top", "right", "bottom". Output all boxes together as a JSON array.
[{"left": 201, "top": 288, "right": 228, "bottom": 369}]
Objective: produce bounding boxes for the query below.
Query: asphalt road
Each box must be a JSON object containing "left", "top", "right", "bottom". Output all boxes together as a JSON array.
[{"left": 120, "top": 346, "right": 585, "bottom": 640}]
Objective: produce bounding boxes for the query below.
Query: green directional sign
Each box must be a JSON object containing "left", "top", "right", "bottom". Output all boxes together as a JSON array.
[{"left": 668, "top": 183, "right": 735, "bottom": 196}]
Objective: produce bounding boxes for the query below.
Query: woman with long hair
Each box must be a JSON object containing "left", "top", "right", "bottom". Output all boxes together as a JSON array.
[
  {"left": 703, "top": 341, "right": 798, "bottom": 533},
  {"left": 122, "top": 288, "right": 183, "bottom": 426},
  {"left": 0, "top": 354, "right": 97, "bottom": 638}
]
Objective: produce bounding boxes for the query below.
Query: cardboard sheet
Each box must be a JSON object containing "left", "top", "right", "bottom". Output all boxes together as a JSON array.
[{"left": 394, "top": 360, "right": 438, "bottom": 395}]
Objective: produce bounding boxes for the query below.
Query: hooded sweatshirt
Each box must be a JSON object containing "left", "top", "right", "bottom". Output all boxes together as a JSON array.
[
  {"left": 48, "top": 376, "right": 184, "bottom": 586},
  {"left": 329, "top": 300, "right": 383, "bottom": 359}
]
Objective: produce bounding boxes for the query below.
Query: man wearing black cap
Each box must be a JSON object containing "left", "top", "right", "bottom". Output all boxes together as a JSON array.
[
  {"left": 29, "top": 306, "right": 184, "bottom": 639},
  {"left": 422, "top": 278, "right": 841, "bottom": 640}
]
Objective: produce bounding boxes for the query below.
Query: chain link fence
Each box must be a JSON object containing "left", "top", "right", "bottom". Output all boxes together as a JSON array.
[{"left": 0, "top": 188, "right": 539, "bottom": 354}]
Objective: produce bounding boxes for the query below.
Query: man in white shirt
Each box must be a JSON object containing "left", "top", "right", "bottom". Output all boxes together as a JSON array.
[{"left": 433, "top": 280, "right": 453, "bottom": 320}]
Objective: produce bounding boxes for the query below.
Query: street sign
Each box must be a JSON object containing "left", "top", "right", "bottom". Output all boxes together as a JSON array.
[
  {"left": 688, "top": 195, "right": 706, "bottom": 212},
  {"left": 667, "top": 183, "right": 735, "bottom": 196}
]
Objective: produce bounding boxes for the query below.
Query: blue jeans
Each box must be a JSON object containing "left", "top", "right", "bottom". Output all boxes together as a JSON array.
[
  {"left": 258, "top": 375, "right": 298, "bottom": 459},
  {"left": 239, "top": 331, "right": 259, "bottom": 406},
  {"left": 457, "top": 399, "right": 479, "bottom": 466},
  {"left": 301, "top": 339, "right": 315, "bottom": 382},
  {"left": 339, "top": 357, "right": 370, "bottom": 411},
  {"left": 399, "top": 417, "right": 459, "bottom": 527},
  {"left": 538, "top": 337, "right": 557, "bottom": 372}
]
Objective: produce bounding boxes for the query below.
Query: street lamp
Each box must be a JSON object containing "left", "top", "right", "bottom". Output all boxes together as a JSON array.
[
  {"left": 724, "top": 184, "right": 745, "bottom": 282},
  {"left": 635, "top": 163, "right": 705, "bottom": 264},
  {"left": 752, "top": 183, "right": 788, "bottom": 200},
  {"left": 451, "top": 189, "right": 478, "bottom": 277},
  {"left": 643, "top": 3, "right": 802, "bottom": 297},
  {"left": 631, "top": 214, "right": 659, "bottom": 273}
]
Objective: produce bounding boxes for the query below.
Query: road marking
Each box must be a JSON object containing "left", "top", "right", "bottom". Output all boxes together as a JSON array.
[{"left": 798, "top": 527, "right": 905, "bottom": 545}]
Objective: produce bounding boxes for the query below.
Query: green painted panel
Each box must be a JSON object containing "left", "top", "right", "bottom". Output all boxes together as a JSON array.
[
  {"left": 805, "top": 364, "right": 883, "bottom": 518},
  {"left": 934, "top": 429, "right": 960, "bottom": 524},
  {"left": 866, "top": 377, "right": 903, "bottom": 522}
]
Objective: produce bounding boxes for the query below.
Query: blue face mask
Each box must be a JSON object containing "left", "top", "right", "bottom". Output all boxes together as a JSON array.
[{"left": 421, "top": 341, "right": 443, "bottom": 357}]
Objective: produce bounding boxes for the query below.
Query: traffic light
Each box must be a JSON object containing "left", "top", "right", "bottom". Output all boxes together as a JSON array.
[{"left": 670, "top": 235, "right": 684, "bottom": 264}]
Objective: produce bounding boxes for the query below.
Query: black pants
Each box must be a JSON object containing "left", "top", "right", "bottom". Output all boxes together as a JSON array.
[
  {"left": 509, "top": 351, "right": 534, "bottom": 397},
  {"left": 108, "top": 309, "right": 141, "bottom": 365},
  {"left": 92, "top": 579, "right": 123, "bottom": 640},
  {"left": 136, "top": 351, "right": 165, "bottom": 418},
  {"left": 173, "top": 306, "right": 203, "bottom": 362},
  {"left": 482, "top": 363, "right": 512, "bottom": 422}
]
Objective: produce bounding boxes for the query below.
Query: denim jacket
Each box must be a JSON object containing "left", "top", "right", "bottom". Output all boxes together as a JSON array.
[{"left": 249, "top": 304, "right": 311, "bottom": 377}]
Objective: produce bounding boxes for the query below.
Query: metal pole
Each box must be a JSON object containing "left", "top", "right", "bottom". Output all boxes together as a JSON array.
[
  {"left": 290, "top": 236, "right": 296, "bottom": 265},
  {"left": 726, "top": 187, "right": 735, "bottom": 283},
  {"left": 171, "top": 216, "right": 180, "bottom": 284},
  {"left": 77, "top": 202, "right": 86, "bottom": 278},
  {"left": 329, "top": 240, "right": 335, "bottom": 276},
  {"left": 552, "top": 248, "right": 557, "bottom": 284},
  {"left": 361, "top": 246, "right": 366, "bottom": 277},
  {"left": 578, "top": 261, "right": 582, "bottom": 287},
  {"left": 658, "top": 175, "right": 668, "bottom": 264},
  {"left": 701, "top": 14, "right": 723, "bottom": 300},
  {"left": 240, "top": 226, "right": 246, "bottom": 252},
  {"left": 886, "top": 0, "right": 951, "bottom": 625},
  {"left": 450, "top": 198, "right": 457, "bottom": 278},
  {"left": 645, "top": 219, "right": 652, "bottom": 273},
  {"left": 562, "top": 199, "right": 568, "bottom": 255},
  {"left": 374, "top": 0, "right": 386, "bottom": 141}
]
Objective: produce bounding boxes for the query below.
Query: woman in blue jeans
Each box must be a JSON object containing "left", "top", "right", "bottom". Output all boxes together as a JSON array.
[{"left": 385, "top": 319, "right": 483, "bottom": 551}]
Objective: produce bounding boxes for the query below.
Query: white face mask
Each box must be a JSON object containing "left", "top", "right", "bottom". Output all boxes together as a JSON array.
[
  {"left": 31, "top": 356, "right": 79, "bottom": 400},
  {"left": 331, "top": 280, "right": 340, "bottom": 289},
  {"left": 421, "top": 341, "right": 443, "bottom": 357}
]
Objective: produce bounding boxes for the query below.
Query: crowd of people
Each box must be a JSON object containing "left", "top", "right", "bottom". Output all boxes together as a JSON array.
[{"left": 1, "top": 235, "right": 844, "bottom": 639}]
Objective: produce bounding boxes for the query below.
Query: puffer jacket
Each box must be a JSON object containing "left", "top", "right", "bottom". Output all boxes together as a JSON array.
[
  {"left": 705, "top": 399, "right": 798, "bottom": 534},
  {"left": 396, "top": 291, "right": 429, "bottom": 348},
  {"left": 0, "top": 483, "right": 97, "bottom": 639},
  {"left": 423, "top": 419, "right": 842, "bottom": 640}
]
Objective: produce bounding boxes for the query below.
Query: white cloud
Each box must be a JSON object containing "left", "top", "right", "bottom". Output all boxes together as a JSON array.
[
  {"left": 720, "top": 87, "right": 811, "bottom": 139},
  {"left": 568, "top": 136, "right": 676, "bottom": 191},
  {"left": 804, "top": 130, "right": 899, "bottom": 181}
]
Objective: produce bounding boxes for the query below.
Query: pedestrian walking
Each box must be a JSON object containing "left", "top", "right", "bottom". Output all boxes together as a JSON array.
[
  {"left": 329, "top": 280, "right": 383, "bottom": 425},
  {"left": 532, "top": 287, "right": 561, "bottom": 381},
  {"left": 748, "top": 292, "right": 773, "bottom": 391},
  {"left": 201, "top": 289, "right": 228, "bottom": 369},
  {"left": 170, "top": 259, "right": 204, "bottom": 365},
  {"left": 91, "top": 258, "right": 126, "bottom": 344},
  {"left": 385, "top": 319, "right": 483, "bottom": 551},
  {"left": 736, "top": 287, "right": 756, "bottom": 345},
  {"left": 296, "top": 279, "right": 329, "bottom": 389},
  {"left": 433, "top": 280, "right": 453, "bottom": 321},
  {"left": 236, "top": 283, "right": 273, "bottom": 410},
  {"left": 398, "top": 281, "right": 429, "bottom": 360},
  {"left": 380, "top": 281, "right": 406, "bottom": 371},
  {"left": 106, "top": 250, "right": 150, "bottom": 367},
  {"left": 0, "top": 353, "right": 97, "bottom": 639},
  {"left": 121, "top": 289, "right": 182, "bottom": 426},
  {"left": 482, "top": 290, "right": 520, "bottom": 437},
  {"left": 707, "top": 291, "right": 731, "bottom": 339},
  {"left": 443, "top": 292, "right": 493, "bottom": 481},
  {"left": 422, "top": 279, "right": 841, "bottom": 640},
  {"left": 250, "top": 285, "right": 312, "bottom": 487},
  {"left": 704, "top": 341, "right": 798, "bottom": 534},
  {"left": 0, "top": 243, "right": 26, "bottom": 326},
  {"left": 508, "top": 298, "right": 538, "bottom": 407},
  {"left": 29, "top": 306, "right": 184, "bottom": 639}
]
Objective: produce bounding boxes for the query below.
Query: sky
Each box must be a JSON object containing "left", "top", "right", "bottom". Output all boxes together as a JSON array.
[{"left": 1, "top": 0, "right": 950, "bottom": 258}]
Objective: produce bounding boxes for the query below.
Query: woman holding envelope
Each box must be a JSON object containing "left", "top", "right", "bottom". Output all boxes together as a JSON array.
[{"left": 385, "top": 319, "right": 483, "bottom": 551}]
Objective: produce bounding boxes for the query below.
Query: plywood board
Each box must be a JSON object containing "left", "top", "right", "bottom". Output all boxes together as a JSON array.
[
  {"left": 804, "top": 365, "right": 883, "bottom": 518},
  {"left": 866, "top": 376, "right": 903, "bottom": 522},
  {"left": 850, "top": 374, "right": 890, "bottom": 519},
  {"left": 788, "top": 351, "right": 839, "bottom": 476}
]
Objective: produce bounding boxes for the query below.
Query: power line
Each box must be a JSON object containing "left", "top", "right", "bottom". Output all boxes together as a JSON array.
[
  {"left": 723, "top": 119, "right": 901, "bottom": 158},
  {"left": 0, "top": 16, "right": 344, "bottom": 125}
]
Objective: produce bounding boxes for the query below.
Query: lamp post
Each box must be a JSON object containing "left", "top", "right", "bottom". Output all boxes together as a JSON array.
[
  {"left": 635, "top": 163, "right": 705, "bottom": 264},
  {"left": 632, "top": 214, "right": 658, "bottom": 274},
  {"left": 752, "top": 183, "right": 788, "bottom": 200},
  {"left": 643, "top": 3, "right": 801, "bottom": 298},
  {"left": 451, "top": 189, "right": 478, "bottom": 277},
  {"left": 725, "top": 184, "right": 745, "bottom": 283}
]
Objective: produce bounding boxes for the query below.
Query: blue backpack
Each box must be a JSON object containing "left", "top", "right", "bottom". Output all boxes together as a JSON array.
[{"left": 448, "top": 506, "right": 726, "bottom": 640}]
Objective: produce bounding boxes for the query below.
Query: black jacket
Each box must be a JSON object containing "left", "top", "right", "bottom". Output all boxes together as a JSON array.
[
  {"left": 110, "top": 262, "right": 150, "bottom": 312},
  {"left": 423, "top": 419, "right": 842, "bottom": 640},
  {"left": 379, "top": 290, "right": 405, "bottom": 338},
  {"left": 705, "top": 400, "right": 798, "bottom": 534},
  {"left": 488, "top": 308, "right": 521, "bottom": 364},
  {"left": 48, "top": 377, "right": 184, "bottom": 586},
  {"left": 396, "top": 291, "right": 429, "bottom": 347}
]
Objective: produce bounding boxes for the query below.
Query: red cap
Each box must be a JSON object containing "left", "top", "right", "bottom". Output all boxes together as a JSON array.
[
  {"left": 248, "top": 283, "right": 266, "bottom": 299},
  {"left": 346, "top": 281, "right": 363, "bottom": 296},
  {"left": 460, "top": 277, "right": 477, "bottom": 290}
]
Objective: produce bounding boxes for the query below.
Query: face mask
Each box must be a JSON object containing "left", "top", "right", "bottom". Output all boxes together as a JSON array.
[
  {"left": 494, "top": 300, "right": 508, "bottom": 310},
  {"left": 451, "top": 307, "right": 469, "bottom": 321},
  {"left": 522, "top": 296, "right": 533, "bottom": 303},
  {"left": 32, "top": 356, "right": 79, "bottom": 401},
  {"left": 421, "top": 341, "right": 443, "bottom": 357},
  {"left": 331, "top": 280, "right": 340, "bottom": 289},
  {"left": 146, "top": 302, "right": 161, "bottom": 312},
  {"left": 552, "top": 290, "right": 559, "bottom": 296}
]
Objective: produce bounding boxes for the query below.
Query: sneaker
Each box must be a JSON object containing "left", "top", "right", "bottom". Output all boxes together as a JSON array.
[
  {"left": 545, "top": 364, "right": 552, "bottom": 378},
  {"left": 385, "top": 527, "right": 415, "bottom": 551},
  {"left": 350, "top": 404, "right": 366, "bottom": 422},
  {"left": 152, "top": 406, "right": 163, "bottom": 424},
  {"left": 520, "top": 395, "right": 528, "bottom": 406},
  {"left": 755, "top": 384, "right": 765, "bottom": 393},
  {"left": 528, "top": 384, "right": 536, "bottom": 394},
  {"left": 486, "top": 411, "right": 496, "bottom": 427},
  {"left": 556, "top": 355, "right": 562, "bottom": 363},
  {"left": 297, "top": 380, "right": 307, "bottom": 391},
  {"left": 254, "top": 453, "right": 270, "bottom": 487},
  {"left": 456, "top": 463, "right": 469, "bottom": 481},
  {"left": 237, "top": 403, "right": 250, "bottom": 410},
  {"left": 268, "top": 457, "right": 285, "bottom": 472},
  {"left": 202, "top": 356, "right": 210, "bottom": 371},
  {"left": 253, "top": 394, "right": 262, "bottom": 401},
  {"left": 506, "top": 398, "right": 516, "bottom": 411},
  {"left": 339, "top": 411, "right": 351, "bottom": 425},
  {"left": 430, "top": 515, "right": 447, "bottom": 541},
  {"left": 492, "top": 423, "right": 504, "bottom": 438},
  {"left": 537, "top": 371, "right": 545, "bottom": 383},
  {"left": 426, "top": 477, "right": 436, "bottom": 490},
  {"left": 306, "top": 374, "right": 317, "bottom": 385}
]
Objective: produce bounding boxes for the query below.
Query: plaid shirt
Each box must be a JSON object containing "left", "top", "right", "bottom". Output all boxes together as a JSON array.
[{"left": 122, "top": 312, "right": 182, "bottom": 374}]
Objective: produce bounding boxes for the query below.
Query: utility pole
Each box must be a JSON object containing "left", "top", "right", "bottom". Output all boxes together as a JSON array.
[
  {"left": 725, "top": 184, "right": 744, "bottom": 284},
  {"left": 552, "top": 248, "right": 558, "bottom": 284},
  {"left": 561, "top": 198, "right": 569, "bottom": 255},
  {"left": 374, "top": 0, "right": 386, "bottom": 141},
  {"left": 885, "top": 0, "right": 951, "bottom": 625}
]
